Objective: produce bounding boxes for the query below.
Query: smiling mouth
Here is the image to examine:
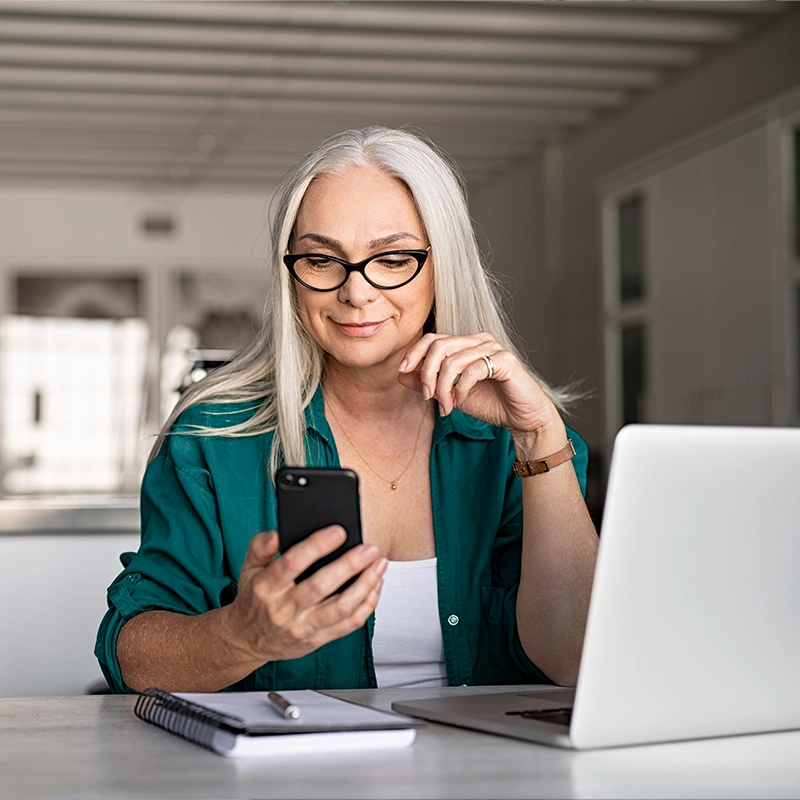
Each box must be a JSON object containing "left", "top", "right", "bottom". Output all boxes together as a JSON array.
[{"left": 333, "top": 320, "right": 386, "bottom": 337}]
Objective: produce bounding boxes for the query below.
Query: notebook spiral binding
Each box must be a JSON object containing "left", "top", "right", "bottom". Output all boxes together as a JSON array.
[{"left": 134, "top": 688, "right": 242, "bottom": 753}]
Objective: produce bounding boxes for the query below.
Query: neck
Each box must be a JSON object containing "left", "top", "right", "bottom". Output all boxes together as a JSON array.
[{"left": 322, "top": 358, "right": 425, "bottom": 421}]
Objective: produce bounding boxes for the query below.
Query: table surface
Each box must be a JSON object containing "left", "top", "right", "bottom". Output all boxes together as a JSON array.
[{"left": 2, "top": 686, "right": 799, "bottom": 800}]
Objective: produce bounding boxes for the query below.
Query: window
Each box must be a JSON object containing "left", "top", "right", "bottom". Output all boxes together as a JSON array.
[
  {"left": 794, "top": 129, "right": 800, "bottom": 260},
  {"left": 621, "top": 324, "right": 647, "bottom": 425},
  {"left": 0, "top": 315, "right": 148, "bottom": 494},
  {"left": 796, "top": 285, "right": 800, "bottom": 417},
  {"left": 619, "top": 195, "right": 645, "bottom": 303}
]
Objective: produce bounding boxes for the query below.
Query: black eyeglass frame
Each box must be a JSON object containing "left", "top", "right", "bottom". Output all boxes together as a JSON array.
[{"left": 283, "top": 246, "right": 430, "bottom": 292}]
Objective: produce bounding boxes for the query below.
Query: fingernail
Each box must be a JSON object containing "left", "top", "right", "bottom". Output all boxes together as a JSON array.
[
  {"left": 398, "top": 359, "right": 408, "bottom": 372},
  {"left": 327, "top": 525, "right": 346, "bottom": 542},
  {"left": 422, "top": 384, "right": 432, "bottom": 400},
  {"left": 359, "top": 544, "right": 379, "bottom": 562},
  {"left": 375, "top": 557, "right": 388, "bottom": 576}
]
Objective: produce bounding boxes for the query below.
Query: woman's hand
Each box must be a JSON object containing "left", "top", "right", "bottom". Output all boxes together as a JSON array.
[
  {"left": 397, "top": 332, "right": 562, "bottom": 439},
  {"left": 226, "top": 528, "right": 386, "bottom": 666}
]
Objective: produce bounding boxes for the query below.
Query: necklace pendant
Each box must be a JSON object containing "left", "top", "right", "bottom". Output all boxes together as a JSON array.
[{"left": 391, "top": 482, "right": 397, "bottom": 490}]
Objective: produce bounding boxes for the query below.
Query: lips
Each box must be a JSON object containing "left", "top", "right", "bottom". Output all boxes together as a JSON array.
[{"left": 332, "top": 320, "right": 387, "bottom": 337}]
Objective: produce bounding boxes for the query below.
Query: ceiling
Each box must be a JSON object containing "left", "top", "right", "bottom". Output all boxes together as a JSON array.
[{"left": 0, "top": 1, "right": 791, "bottom": 191}]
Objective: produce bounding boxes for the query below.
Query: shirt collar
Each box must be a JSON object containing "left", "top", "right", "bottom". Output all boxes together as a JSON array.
[
  {"left": 305, "top": 383, "right": 334, "bottom": 445},
  {"left": 432, "top": 406, "right": 496, "bottom": 443}
]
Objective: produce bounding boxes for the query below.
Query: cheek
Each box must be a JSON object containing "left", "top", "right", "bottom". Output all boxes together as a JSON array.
[
  {"left": 418, "top": 271, "right": 435, "bottom": 315},
  {"left": 295, "top": 287, "right": 321, "bottom": 327}
]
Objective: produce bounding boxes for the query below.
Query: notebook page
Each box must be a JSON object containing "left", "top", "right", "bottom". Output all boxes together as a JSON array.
[{"left": 175, "top": 690, "right": 417, "bottom": 731}]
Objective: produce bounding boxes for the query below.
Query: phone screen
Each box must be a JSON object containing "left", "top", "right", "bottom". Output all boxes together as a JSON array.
[{"left": 275, "top": 467, "right": 363, "bottom": 588}]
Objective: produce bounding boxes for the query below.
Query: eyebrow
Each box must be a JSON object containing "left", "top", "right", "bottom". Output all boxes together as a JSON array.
[{"left": 296, "top": 232, "right": 424, "bottom": 250}]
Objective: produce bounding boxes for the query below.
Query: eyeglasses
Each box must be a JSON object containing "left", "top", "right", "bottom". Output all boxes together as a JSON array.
[{"left": 283, "top": 246, "right": 430, "bottom": 292}]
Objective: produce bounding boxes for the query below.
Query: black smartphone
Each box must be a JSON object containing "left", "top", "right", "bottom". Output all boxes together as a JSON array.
[{"left": 275, "top": 467, "right": 363, "bottom": 589}]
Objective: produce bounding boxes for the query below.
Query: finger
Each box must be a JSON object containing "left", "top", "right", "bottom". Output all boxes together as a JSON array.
[
  {"left": 433, "top": 342, "right": 502, "bottom": 415},
  {"left": 272, "top": 525, "right": 348, "bottom": 586},
  {"left": 396, "top": 367, "right": 424, "bottom": 395},
  {"left": 310, "top": 556, "right": 387, "bottom": 626},
  {"left": 242, "top": 531, "right": 280, "bottom": 571},
  {"left": 310, "top": 579, "right": 384, "bottom": 646},
  {"left": 291, "top": 542, "right": 382, "bottom": 605},
  {"left": 417, "top": 333, "right": 494, "bottom": 402},
  {"left": 449, "top": 347, "right": 509, "bottom": 409},
  {"left": 397, "top": 332, "right": 444, "bottom": 374}
]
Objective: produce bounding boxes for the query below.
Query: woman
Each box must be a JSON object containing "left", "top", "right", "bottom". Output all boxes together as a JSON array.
[{"left": 96, "top": 127, "right": 598, "bottom": 694}]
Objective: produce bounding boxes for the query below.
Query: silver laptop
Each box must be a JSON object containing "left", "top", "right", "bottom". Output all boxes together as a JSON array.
[{"left": 393, "top": 424, "right": 800, "bottom": 749}]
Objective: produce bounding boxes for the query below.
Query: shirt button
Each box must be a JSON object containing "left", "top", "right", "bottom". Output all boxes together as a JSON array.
[{"left": 447, "top": 614, "right": 459, "bottom": 626}]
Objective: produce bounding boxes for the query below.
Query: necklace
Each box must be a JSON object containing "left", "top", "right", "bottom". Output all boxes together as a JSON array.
[{"left": 326, "top": 398, "right": 428, "bottom": 490}]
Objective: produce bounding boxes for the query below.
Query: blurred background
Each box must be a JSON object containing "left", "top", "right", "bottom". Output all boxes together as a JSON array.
[{"left": 0, "top": 0, "right": 798, "bottom": 695}]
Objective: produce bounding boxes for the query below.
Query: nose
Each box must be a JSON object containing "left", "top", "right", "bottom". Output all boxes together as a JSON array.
[{"left": 337, "top": 269, "right": 378, "bottom": 307}]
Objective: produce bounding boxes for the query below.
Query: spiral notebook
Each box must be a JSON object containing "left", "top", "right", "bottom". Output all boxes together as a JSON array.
[{"left": 134, "top": 688, "right": 423, "bottom": 757}]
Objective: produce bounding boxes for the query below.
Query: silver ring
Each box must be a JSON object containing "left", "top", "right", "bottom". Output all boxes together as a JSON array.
[{"left": 482, "top": 355, "right": 494, "bottom": 380}]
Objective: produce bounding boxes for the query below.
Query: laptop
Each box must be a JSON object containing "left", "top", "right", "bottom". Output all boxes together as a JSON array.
[{"left": 393, "top": 424, "right": 800, "bottom": 749}]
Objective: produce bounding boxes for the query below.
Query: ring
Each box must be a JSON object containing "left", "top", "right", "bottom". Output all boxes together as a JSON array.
[{"left": 482, "top": 355, "right": 494, "bottom": 380}]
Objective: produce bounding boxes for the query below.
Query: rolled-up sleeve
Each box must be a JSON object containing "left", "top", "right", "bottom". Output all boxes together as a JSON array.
[{"left": 95, "top": 431, "right": 234, "bottom": 693}]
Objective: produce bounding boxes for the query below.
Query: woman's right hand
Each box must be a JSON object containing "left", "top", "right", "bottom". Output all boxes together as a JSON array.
[{"left": 225, "top": 528, "right": 386, "bottom": 665}]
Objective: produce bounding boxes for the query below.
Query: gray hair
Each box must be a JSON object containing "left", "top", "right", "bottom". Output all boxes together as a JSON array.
[{"left": 152, "top": 126, "right": 573, "bottom": 469}]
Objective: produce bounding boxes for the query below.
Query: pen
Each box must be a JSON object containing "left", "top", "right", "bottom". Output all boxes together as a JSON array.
[{"left": 268, "top": 691, "right": 303, "bottom": 720}]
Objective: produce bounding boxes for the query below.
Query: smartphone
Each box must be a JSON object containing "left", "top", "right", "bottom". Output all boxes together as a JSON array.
[{"left": 275, "top": 467, "right": 363, "bottom": 590}]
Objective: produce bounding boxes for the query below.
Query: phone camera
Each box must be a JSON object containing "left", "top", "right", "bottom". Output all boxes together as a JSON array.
[{"left": 282, "top": 474, "right": 294, "bottom": 486}]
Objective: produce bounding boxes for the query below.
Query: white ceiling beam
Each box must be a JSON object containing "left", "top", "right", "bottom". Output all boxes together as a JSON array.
[
  {"left": 0, "top": 140, "right": 537, "bottom": 167},
  {"left": 0, "top": 114, "right": 569, "bottom": 151},
  {"left": 0, "top": 18, "right": 704, "bottom": 66},
  {"left": 583, "top": 1, "right": 784, "bottom": 14},
  {"left": 0, "top": 123, "right": 558, "bottom": 153},
  {"left": 0, "top": 43, "right": 663, "bottom": 89},
  {"left": 1, "top": 67, "right": 628, "bottom": 108},
  {"left": 0, "top": 2, "right": 748, "bottom": 43},
  {"left": 0, "top": 156, "right": 509, "bottom": 183},
  {"left": 0, "top": 91, "right": 596, "bottom": 125}
]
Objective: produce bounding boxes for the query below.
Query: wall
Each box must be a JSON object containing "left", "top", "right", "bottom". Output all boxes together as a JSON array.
[
  {"left": 470, "top": 9, "right": 800, "bottom": 485},
  {"left": 647, "top": 127, "right": 773, "bottom": 428},
  {"left": 0, "top": 187, "right": 271, "bottom": 345}
]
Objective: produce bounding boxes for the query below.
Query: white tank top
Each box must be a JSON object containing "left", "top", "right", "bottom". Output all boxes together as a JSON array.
[{"left": 372, "top": 557, "right": 448, "bottom": 689}]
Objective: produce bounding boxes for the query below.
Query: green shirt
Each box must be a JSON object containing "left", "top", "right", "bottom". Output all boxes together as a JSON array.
[{"left": 96, "top": 386, "right": 588, "bottom": 692}]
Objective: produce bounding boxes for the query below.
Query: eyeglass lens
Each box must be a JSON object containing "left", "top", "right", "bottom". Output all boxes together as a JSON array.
[{"left": 292, "top": 252, "right": 422, "bottom": 290}]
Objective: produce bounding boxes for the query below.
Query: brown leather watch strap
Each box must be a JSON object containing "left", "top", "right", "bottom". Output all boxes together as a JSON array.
[{"left": 513, "top": 438, "right": 576, "bottom": 477}]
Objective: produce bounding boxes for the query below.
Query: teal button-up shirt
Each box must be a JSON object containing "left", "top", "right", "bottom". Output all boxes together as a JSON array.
[{"left": 96, "top": 386, "right": 588, "bottom": 692}]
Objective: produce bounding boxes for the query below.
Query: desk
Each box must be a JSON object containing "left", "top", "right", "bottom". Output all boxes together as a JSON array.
[{"left": 1, "top": 687, "right": 799, "bottom": 799}]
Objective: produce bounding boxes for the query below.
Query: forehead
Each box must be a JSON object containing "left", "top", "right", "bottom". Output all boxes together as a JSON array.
[{"left": 294, "top": 165, "right": 424, "bottom": 240}]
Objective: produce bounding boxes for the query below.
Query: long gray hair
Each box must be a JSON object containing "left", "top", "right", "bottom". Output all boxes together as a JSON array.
[{"left": 153, "top": 126, "right": 572, "bottom": 470}]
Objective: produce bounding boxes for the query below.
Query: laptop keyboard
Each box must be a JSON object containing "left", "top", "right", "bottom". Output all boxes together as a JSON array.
[{"left": 506, "top": 707, "right": 573, "bottom": 726}]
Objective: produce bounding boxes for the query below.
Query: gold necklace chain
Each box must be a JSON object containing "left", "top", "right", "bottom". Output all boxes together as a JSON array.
[{"left": 326, "top": 398, "right": 428, "bottom": 490}]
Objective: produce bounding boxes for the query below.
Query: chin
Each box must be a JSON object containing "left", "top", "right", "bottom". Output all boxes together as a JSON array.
[{"left": 325, "top": 340, "right": 399, "bottom": 370}]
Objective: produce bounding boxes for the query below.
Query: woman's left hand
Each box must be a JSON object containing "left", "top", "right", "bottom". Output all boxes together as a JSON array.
[{"left": 397, "top": 332, "right": 562, "bottom": 437}]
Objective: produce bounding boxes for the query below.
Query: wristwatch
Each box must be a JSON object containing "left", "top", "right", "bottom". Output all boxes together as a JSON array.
[{"left": 513, "top": 438, "right": 576, "bottom": 477}]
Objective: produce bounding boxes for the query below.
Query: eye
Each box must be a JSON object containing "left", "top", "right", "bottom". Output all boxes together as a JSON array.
[
  {"left": 304, "top": 256, "right": 337, "bottom": 269},
  {"left": 375, "top": 256, "right": 415, "bottom": 269}
]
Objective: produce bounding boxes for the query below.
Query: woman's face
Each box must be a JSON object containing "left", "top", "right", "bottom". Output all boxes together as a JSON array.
[{"left": 291, "top": 164, "right": 434, "bottom": 372}]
